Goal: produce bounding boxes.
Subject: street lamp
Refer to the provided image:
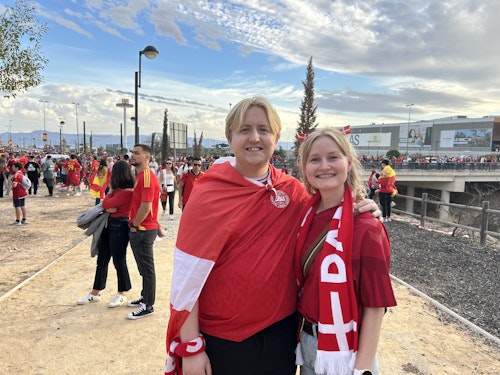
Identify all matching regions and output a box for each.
[59,120,65,153]
[72,102,80,152]
[406,103,414,157]
[39,100,49,142]
[134,45,159,144]
[116,98,133,151]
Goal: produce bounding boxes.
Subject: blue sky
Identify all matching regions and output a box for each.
[1,0,499,148]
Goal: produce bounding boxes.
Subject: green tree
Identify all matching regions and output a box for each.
[0,0,48,96]
[293,57,318,175]
[161,109,170,162]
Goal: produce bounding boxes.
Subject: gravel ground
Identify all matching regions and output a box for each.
[385,217,499,339]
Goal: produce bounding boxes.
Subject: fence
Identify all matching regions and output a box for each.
[393,193,500,246]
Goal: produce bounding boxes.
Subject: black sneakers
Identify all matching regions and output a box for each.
[126,296,144,307]
[127,303,154,320]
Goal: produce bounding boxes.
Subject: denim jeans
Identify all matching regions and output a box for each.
[93,218,132,292]
[129,228,157,307]
[299,331,379,375]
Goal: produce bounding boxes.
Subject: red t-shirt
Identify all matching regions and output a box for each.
[180,170,204,205]
[102,188,134,218]
[11,172,28,199]
[64,159,82,186]
[297,209,396,333]
[130,169,160,230]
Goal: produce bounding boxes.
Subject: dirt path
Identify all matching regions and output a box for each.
[0,185,498,374]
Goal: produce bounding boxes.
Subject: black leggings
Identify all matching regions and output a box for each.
[203,313,298,375]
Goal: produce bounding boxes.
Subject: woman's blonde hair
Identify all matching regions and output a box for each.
[297,127,367,200]
[225,96,281,141]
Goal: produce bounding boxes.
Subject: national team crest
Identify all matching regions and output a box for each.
[270,190,290,208]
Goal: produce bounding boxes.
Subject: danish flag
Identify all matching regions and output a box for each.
[339,125,352,135]
[296,132,308,142]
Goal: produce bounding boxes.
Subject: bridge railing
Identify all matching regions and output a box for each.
[361,161,500,171]
[393,192,500,246]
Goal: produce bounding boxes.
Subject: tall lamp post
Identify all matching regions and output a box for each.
[59,120,65,153]
[72,102,80,152]
[116,98,133,151]
[406,103,414,157]
[39,100,49,143]
[134,45,159,144]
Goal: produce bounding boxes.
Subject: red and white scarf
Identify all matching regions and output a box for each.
[295,185,358,375]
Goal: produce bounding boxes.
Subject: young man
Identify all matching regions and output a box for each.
[177,157,204,210]
[10,162,28,225]
[41,155,56,197]
[127,144,161,319]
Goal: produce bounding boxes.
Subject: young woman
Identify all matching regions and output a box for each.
[159,160,176,220]
[89,159,110,205]
[295,128,396,375]
[77,160,135,308]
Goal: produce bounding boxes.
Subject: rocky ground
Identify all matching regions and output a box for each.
[385,218,499,339]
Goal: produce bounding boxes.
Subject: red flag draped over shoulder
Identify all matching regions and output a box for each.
[165,161,306,375]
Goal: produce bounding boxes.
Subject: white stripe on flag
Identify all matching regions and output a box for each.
[170,247,215,312]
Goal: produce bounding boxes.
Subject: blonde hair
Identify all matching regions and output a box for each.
[225,96,281,141]
[297,127,367,200]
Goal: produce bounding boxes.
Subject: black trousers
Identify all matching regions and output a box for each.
[203,313,298,375]
[379,192,392,218]
[93,219,132,292]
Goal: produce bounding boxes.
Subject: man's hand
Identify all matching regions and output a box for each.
[182,351,212,375]
[355,198,382,220]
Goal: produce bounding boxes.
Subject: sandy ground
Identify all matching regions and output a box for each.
[0,183,498,374]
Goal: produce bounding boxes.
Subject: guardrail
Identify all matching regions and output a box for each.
[361,161,500,171]
[393,193,500,246]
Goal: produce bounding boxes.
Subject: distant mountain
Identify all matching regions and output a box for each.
[0,130,294,151]
[0,130,228,150]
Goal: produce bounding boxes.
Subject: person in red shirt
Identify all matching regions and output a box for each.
[63,154,82,196]
[295,128,396,375]
[77,160,136,308]
[177,157,204,210]
[10,162,28,226]
[127,144,163,320]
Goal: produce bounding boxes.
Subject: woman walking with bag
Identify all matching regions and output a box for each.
[159,160,176,220]
[77,160,135,308]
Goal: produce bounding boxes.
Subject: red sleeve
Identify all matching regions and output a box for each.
[353,213,396,309]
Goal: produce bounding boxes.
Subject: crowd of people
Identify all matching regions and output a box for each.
[2,96,406,375]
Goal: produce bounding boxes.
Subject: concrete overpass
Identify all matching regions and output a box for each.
[362,166,500,218]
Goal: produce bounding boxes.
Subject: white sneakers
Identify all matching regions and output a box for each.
[77,293,101,305]
[77,292,128,307]
[108,293,127,308]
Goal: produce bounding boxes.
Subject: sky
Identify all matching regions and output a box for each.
[1,0,499,149]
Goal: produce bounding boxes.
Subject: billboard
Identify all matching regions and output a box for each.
[170,121,188,157]
[440,128,492,148]
[399,123,433,148]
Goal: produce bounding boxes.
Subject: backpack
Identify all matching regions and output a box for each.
[21,174,32,190]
